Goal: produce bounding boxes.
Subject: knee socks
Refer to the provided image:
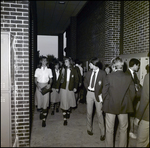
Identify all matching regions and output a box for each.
[51,103,55,111]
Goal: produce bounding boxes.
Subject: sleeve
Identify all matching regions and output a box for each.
[136,74,149,119]
[83,72,89,90]
[34,69,38,77]
[49,69,53,78]
[102,75,110,101]
[74,68,79,89]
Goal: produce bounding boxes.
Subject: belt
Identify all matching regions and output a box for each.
[88,89,95,92]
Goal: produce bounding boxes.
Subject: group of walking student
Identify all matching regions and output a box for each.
[34,54,149,147]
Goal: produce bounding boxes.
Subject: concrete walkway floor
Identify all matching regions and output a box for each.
[30,103,137,147]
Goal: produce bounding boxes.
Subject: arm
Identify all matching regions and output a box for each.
[102,75,110,101]
[83,72,89,90]
[73,68,79,92]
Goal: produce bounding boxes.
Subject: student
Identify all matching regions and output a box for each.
[84,57,106,141]
[56,57,79,126]
[34,56,53,127]
[125,58,141,139]
[102,56,135,147]
[50,60,60,115]
[134,53,149,147]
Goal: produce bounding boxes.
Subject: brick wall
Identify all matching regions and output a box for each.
[77,1,105,65]
[75,1,149,67]
[123,1,149,54]
[104,1,121,64]
[1,1,30,147]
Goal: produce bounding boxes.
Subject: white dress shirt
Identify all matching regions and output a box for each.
[55,69,60,80]
[66,68,71,82]
[88,68,99,91]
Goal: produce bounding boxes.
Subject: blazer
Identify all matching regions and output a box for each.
[125,69,142,105]
[51,69,60,89]
[84,69,106,102]
[102,70,135,114]
[136,73,149,122]
[56,67,79,91]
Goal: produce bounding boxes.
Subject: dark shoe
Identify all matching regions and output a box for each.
[63,120,67,126]
[51,111,54,115]
[87,130,93,135]
[42,120,46,127]
[56,108,59,112]
[40,112,44,120]
[66,113,70,119]
[100,135,105,141]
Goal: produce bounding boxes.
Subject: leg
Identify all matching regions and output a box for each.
[95,101,105,139]
[118,114,128,147]
[41,92,49,127]
[105,113,116,147]
[86,91,94,133]
[51,102,55,115]
[136,120,149,147]
[62,110,67,126]
[42,108,47,127]
[56,102,59,112]
[129,116,137,139]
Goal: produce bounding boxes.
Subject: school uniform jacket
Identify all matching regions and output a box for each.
[56,67,79,91]
[102,70,135,114]
[84,69,106,102]
[51,69,60,89]
[136,73,149,122]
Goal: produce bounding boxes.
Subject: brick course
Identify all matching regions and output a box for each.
[1,1,30,147]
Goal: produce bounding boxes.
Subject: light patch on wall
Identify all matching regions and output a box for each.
[37,35,58,58]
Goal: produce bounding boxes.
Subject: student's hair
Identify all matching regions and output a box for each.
[111,56,124,70]
[89,57,102,69]
[63,56,73,67]
[104,64,112,73]
[129,58,140,67]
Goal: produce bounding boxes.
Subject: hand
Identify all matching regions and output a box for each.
[46,84,50,89]
[134,118,140,126]
[73,88,77,93]
[56,89,59,93]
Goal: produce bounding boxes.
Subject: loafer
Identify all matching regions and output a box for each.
[63,120,67,126]
[100,135,105,141]
[42,120,46,127]
[87,130,93,135]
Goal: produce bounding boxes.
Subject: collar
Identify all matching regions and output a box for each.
[93,68,99,73]
[41,66,47,70]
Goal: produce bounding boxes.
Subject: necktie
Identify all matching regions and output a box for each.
[91,71,96,88]
[133,72,138,84]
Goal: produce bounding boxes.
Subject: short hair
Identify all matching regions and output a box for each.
[111,56,124,70]
[129,58,140,67]
[38,56,48,68]
[89,57,101,67]
[104,64,112,73]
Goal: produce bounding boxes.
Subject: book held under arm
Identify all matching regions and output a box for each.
[41,85,52,95]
